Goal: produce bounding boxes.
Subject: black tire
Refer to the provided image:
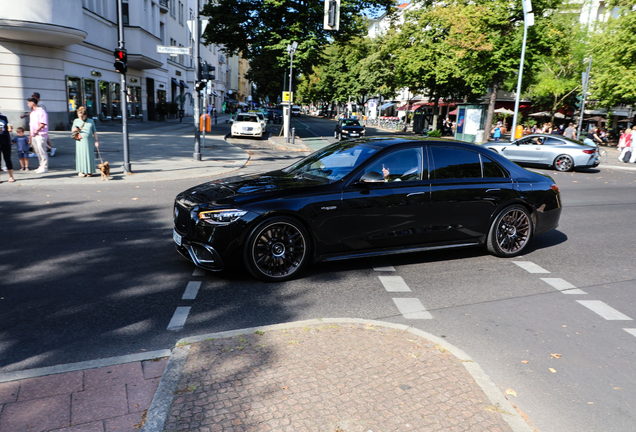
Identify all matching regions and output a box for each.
[486,205,533,257]
[243,216,310,282]
[554,154,574,172]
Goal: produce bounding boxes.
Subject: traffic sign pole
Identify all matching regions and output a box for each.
[577,56,593,140]
[193,1,201,161]
[117,0,131,173]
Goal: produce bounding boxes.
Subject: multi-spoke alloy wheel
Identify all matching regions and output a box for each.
[554,154,574,172]
[487,205,533,257]
[245,217,310,282]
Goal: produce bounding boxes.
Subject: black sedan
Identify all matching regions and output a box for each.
[173,137,562,282]
[335,118,365,140]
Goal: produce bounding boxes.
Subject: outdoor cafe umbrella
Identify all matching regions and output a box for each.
[494,107,514,115]
[529,111,565,119]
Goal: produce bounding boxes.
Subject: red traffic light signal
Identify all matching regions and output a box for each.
[113,48,127,74]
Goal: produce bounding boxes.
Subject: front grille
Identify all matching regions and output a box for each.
[174,204,190,234]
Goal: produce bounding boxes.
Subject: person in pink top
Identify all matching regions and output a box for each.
[28,97,49,173]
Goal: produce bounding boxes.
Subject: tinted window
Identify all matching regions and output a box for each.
[364,147,425,182]
[481,154,506,178]
[542,138,564,146]
[431,147,481,179]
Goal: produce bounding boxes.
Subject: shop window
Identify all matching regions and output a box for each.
[127,86,142,118]
[110,82,121,119]
[99,81,111,120]
[67,76,82,123]
[84,79,97,119]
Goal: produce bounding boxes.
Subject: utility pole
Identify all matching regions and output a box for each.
[117,0,131,173]
[193,0,202,161]
[511,0,534,142]
[577,56,593,140]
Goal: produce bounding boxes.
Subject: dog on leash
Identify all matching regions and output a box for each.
[97,161,110,181]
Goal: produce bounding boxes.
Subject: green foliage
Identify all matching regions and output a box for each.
[175,93,193,110]
[427,129,442,137]
[589,6,636,107]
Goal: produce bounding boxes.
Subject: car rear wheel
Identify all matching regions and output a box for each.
[554,154,574,172]
[244,216,310,282]
[486,205,532,257]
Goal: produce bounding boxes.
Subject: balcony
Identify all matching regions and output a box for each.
[124,27,163,70]
[159,0,169,13]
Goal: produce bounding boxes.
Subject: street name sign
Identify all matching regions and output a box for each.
[157,45,192,55]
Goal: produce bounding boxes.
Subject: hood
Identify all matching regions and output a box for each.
[176,170,327,206]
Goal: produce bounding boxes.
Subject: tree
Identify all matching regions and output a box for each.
[589,5,636,108]
[200,0,394,101]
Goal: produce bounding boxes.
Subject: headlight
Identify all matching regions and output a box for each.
[198,209,247,225]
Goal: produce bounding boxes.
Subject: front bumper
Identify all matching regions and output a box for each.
[174,233,224,271]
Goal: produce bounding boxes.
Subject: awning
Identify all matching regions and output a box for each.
[171,78,179,86]
[397,102,426,111]
[380,102,395,110]
[180,80,189,89]
[448,109,458,116]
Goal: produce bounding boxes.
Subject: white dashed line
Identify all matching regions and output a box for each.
[512,261,550,273]
[379,276,411,292]
[374,266,396,272]
[392,298,433,319]
[540,278,587,294]
[182,281,202,300]
[167,307,191,331]
[576,301,633,321]
[624,329,636,338]
[192,267,206,276]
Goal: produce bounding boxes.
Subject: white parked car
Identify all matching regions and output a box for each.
[249,111,268,131]
[231,113,263,139]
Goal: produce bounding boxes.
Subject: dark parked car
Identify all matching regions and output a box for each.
[335,118,365,140]
[486,134,600,172]
[173,137,562,281]
[267,109,282,124]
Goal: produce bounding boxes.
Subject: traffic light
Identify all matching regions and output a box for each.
[195,81,207,92]
[324,0,340,30]
[200,62,216,81]
[574,94,583,110]
[114,48,127,74]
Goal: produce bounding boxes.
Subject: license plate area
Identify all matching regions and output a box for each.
[173,228,182,246]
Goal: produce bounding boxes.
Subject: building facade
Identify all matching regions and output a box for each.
[0,0,251,130]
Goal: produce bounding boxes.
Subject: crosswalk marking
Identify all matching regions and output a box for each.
[540,278,587,294]
[379,276,411,292]
[192,267,206,276]
[167,307,191,331]
[392,298,432,319]
[624,329,636,338]
[576,301,633,321]
[374,266,396,272]
[513,261,550,274]
[182,281,202,300]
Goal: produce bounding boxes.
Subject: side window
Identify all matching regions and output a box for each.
[542,138,562,146]
[430,147,481,179]
[363,147,425,182]
[480,154,507,178]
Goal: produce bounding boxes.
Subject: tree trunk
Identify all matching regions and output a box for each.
[483,79,499,143]
[432,92,440,132]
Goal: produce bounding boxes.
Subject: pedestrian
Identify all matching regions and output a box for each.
[0,107,15,183]
[21,92,56,156]
[629,129,636,164]
[618,128,631,162]
[11,127,30,171]
[491,124,502,142]
[563,122,577,140]
[28,97,49,173]
[71,106,99,177]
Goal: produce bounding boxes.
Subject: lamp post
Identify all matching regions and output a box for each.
[576,56,593,139]
[284,41,298,141]
[511,0,534,141]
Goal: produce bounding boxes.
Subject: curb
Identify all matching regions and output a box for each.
[141,318,534,432]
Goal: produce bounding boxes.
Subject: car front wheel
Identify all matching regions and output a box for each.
[244,216,310,282]
[486,205,532,257]
[554,154,574,172]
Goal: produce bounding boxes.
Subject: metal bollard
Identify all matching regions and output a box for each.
[215,114,217,125]
[291,128,295,144]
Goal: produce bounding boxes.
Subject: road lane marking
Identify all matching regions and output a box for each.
[192,268,206,276]
[512,261,550,273]
[182,281,202,300]
[540,278,587,294]
[379,276,411,292]
[624,329,636,338]
[167,307,191,331]
[392,298,432,319]
[374,266,396,272]
[576,301,633,321]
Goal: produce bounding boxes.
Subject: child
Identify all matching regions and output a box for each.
[11,127,30,171]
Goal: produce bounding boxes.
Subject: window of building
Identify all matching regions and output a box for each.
[127,86,142,118]
[67,77,83,123]
[99,81,111,120]
[171,0,176,17]
[160,22,166,44]
[179,1,184,24]
[83,79,97,119]
[110,82,122,119]
[122,0,129,25]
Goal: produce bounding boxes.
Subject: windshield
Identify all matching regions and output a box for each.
[343,120,361,127]
[283,141,379,182]
[236,114,258,122]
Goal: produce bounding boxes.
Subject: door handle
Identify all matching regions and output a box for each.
[407,192,427,197]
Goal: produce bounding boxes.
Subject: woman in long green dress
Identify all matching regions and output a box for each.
[72,106,99,177]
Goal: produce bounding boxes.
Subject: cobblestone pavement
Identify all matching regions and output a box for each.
[163,323,517,432]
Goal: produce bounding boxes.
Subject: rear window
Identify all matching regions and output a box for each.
[236,115,257,122]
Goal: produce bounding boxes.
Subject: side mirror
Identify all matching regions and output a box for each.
[359,171,385,183]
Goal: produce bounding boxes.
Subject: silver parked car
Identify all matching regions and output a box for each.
[485,134,600,172]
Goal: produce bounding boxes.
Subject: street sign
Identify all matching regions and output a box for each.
[282,91,292,103]
[157,45,191,55]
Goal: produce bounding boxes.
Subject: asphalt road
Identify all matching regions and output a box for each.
[1,116,636,431]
